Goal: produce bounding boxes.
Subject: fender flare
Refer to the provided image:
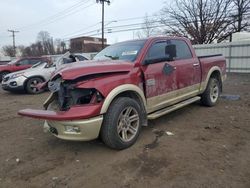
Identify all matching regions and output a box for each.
[100,84,146,114]
[200,66,222,93]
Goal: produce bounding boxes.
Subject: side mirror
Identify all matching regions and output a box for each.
[45,63,50,68]
[165,44,176,61]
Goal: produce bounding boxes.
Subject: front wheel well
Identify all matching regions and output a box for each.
[109,90,148,126]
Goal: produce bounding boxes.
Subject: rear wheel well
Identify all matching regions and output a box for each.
[210,70,222,92]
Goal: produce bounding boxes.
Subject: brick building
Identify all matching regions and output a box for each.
[70,36,107,53]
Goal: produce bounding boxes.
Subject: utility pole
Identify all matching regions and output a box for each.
[96,0,110,49]
[8,29,19,56]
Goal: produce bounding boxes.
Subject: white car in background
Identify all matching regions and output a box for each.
[2,52,88,94]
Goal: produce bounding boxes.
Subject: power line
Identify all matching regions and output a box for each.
[16,0,93,31]
[60,22,101,38]
[62,23,168,41]
[36,2,96,28]
[62,11,250,40]
[62,11,250,41]
[59,15,159,40]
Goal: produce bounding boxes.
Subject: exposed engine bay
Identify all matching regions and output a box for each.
[45,77,104,111]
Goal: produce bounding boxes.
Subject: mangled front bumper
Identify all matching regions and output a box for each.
[18,104,103,141]
[43,116,103,141]
[18,89,103,141]
[18,74,107,141]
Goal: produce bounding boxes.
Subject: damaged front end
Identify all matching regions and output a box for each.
[44,76,104,112]
[18,75,105,141]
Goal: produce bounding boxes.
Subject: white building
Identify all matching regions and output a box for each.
[232,32,250,42]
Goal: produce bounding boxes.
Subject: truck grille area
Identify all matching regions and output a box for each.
[56,83,104,111]
[49,127,58,135]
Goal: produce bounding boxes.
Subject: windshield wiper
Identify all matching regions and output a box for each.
[104,55,119,60]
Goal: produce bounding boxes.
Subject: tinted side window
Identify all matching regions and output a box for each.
[147,41,166,59]
[29,59,42,65]
[18,60,30,65]
[171,40,192,59]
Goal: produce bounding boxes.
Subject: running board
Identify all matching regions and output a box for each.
[147,96,201,120]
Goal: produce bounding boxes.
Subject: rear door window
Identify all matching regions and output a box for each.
[18,59,30,65]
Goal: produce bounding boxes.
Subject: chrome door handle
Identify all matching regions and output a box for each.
[193,63,199,67]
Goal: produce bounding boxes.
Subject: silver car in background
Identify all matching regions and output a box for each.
[2,52,88,94]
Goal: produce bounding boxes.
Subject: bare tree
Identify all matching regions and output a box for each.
[37,31,55,55]
[60,41,66,52]
[21,46,32,57]
[54,39,66,54]
[2,45,15,57]
[231,0,250,32]
[160,0,233,44]
[19,31,65,57]
[136,14,159,38]
[54,38,62,54]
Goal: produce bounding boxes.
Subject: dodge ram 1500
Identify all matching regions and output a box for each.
[18,37,226,149]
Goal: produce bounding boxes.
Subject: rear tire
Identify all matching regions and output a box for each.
[101,97,142,150]
[25,77,44,94]
[201,77,220,107]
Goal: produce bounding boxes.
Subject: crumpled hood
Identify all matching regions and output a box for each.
[53,60,134,80]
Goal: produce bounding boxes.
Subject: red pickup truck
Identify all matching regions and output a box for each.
[0,57,50,81]
[19,37,226,149]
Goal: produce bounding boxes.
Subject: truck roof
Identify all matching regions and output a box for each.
[114,36,191,45]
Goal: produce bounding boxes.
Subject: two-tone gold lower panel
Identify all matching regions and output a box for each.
[146,84,201,113]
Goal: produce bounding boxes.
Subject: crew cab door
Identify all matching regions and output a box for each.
[171,39,201,96]
[141,40,178,113]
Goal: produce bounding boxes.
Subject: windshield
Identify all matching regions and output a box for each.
[8,59,18,65]
[93,40,146,62]
[31,61,47,68]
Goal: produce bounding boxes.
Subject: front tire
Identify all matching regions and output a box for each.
[201,77,220,107]
[101,97,142,150]
[25,77,44,94]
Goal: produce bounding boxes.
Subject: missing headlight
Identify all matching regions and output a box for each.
[56,87,104,111]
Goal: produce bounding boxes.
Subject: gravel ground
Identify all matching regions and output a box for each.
[0,73,249,188]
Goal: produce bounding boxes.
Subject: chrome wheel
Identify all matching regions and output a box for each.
[210,80,219,103]
[26,77,44,94]
[117,106,140,142]
[30,79,42,93]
